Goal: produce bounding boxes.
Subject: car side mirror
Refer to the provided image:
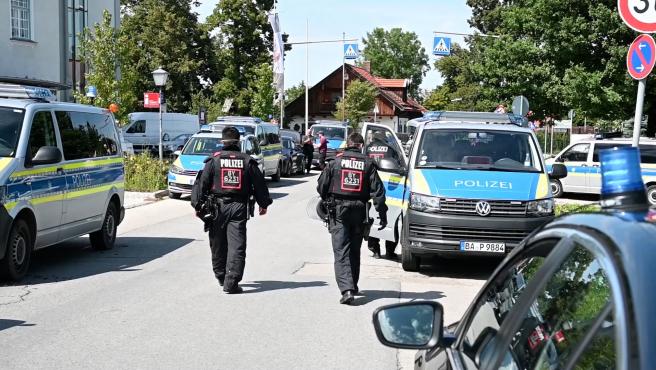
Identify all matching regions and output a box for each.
[173,150,182,158]
[549,163,567,179]
[373,301,443,350]
[162,133,170,142]
[31,146,62,166]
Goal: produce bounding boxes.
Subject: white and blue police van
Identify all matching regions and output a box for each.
[360,112,568,272]
[309,121,352,166]
[167,126,264,199]
[0,83,125,281]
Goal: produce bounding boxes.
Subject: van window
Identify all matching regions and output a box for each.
[265,125,280,145]
[257,126,267,146]
[0,107,24,157]
[28,111,57,160]
[592,143,630,162]
[126,120,146,134]
[560,143,590,162]
[56,111,119,160]
[640,145,656,164]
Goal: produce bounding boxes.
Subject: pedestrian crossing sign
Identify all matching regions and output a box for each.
[433,36,451,56]
[344,43,358,60]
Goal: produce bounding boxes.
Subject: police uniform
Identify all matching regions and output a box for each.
[317,147,387,303]
[199,143,272,293]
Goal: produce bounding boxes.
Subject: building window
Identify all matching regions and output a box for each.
[10,0,31,40]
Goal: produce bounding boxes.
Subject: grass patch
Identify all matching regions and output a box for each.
[125,153,170,192]
[555,203,600,216]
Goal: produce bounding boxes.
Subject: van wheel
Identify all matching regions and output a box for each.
[647,185,656,206]
[169,192,181,200]
[0,219,33,281]
[401,246,420,272]
[550,179,563,198]
[90,203,117,250]
[272,163,281,182]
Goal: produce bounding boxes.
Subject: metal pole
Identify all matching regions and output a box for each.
[280,96,284,129]
[544,124,548,154]
[305,18,309,134]
[158,87,163,161]
[342,31,345,123]
[72,4,76,100]
[550,124,554,155]
[632,79,647,147]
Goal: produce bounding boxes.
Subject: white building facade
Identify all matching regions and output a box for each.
[1,0,120,101]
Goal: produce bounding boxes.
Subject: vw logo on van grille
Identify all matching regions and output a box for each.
[475,201,492,216]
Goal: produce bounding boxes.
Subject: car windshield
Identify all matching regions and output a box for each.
[283,139,293,149]
[416,129,542,173]
[311,126,345,140]
[182,137,223,155]
[172,134,189,141]
[0,107,24,157]
[211,123,255,135]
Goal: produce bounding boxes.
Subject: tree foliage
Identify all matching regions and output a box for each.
[285,81,306,103]
[361,28,429,97]
[249,62,276,120]
[334,80,377,129]
[75,10,137,123]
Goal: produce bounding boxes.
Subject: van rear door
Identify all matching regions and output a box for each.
[361,123,408,243]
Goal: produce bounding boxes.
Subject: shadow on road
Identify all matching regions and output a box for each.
[0,319,35,332]
[240,280,328,293]
[270,192,288,200]
[20,236,194,285]
[418,256,500,281]
[352,290,445,306]
[267,178,308,188]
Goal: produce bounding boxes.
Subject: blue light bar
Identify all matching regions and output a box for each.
[600,146,648,211]
[0,83,57,101]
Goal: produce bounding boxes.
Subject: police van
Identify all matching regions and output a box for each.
[546,138,656,205]
[167,129,264,199]
[360,112,567,272]
[309,121,352,166]
[0,84,125,281]
[208,118,283,181]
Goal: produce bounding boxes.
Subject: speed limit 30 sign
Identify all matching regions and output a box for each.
[619,0,656,32]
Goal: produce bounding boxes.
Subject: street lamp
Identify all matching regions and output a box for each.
[152,67,169,161]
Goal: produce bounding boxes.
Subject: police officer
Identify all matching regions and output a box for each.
[199,126,272,294]
[317,133,387,305]
[366,131,399,260]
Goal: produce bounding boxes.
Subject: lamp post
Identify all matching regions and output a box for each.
[152,67,169,161]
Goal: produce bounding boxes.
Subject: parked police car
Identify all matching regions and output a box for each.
[373,146,655,370]
[547,138,656,205]
[0,84,125,281]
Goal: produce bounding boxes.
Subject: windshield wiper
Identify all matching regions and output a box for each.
[420,164,463,170]
[472,165,539,173]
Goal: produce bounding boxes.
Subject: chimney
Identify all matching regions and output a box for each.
[362,61,371,73]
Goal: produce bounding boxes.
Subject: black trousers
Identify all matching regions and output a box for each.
[319,151,327,169]
[329,200,366,293]
[209,201,247,289]
[304,152,313,172]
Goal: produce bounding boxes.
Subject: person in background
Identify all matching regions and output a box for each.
[318,131,328,170]
[302,134,314,174]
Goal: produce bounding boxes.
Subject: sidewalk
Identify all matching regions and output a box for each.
[124,191,164,209]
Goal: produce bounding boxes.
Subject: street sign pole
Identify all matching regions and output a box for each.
[342,32,345,123]
[305,18,309,135]
[633,79,646,147]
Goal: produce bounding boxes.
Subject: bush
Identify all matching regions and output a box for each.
[555,203,600,216]
[124,153,170,192]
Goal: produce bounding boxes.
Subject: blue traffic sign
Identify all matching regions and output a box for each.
[433,36,451,56]
[344,44,358,60]
[627,34,656,80]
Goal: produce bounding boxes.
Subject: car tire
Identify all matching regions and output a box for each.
[401,246,420,272]
[550,179,563,198]
[90,203,118,251]
[272,163,281,182]
[647,185,656,206]
[0,219,33,281]
[170,192,181,200]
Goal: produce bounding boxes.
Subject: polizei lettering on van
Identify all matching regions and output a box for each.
[341,158,365,170]
[454,180,513,189]
[220,158,244,168]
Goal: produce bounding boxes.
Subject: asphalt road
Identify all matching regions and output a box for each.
[0,173,491,370]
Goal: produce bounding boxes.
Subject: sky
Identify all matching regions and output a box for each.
[196,0,474,92]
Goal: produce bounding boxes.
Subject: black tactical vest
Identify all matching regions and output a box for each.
[366,142,395,160]
[329,150,371,200]
[211,151,251,198]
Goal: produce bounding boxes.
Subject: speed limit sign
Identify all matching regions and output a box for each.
[619,0,656,33]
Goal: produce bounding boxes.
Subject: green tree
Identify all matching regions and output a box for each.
[361,28,429,97]
[422,87,450,111]
[334,80,377,129]
[249,62,275,120]
[206,0,275,115]
[285,81,306,103]
[120,0,214,113]
[74,10,137,123]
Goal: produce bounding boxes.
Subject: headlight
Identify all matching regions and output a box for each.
[527,199,554,216]
[170,165,184,174]
[409,192,440,212]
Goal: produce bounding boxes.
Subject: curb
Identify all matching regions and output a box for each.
[153,189,169,199]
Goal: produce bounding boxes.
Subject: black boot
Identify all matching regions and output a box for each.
[340,290,355,305]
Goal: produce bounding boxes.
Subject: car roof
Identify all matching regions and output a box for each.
[192,132,253,140]
[311,121,348,128]
[575,138,656,145]
[422,121,533,133]
[0,98,110,114]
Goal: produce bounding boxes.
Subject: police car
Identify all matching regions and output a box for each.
[360,112,567,272]
[372,146,656,370]
[0,83,125,281]
[309,121,352,166]
[167,129,264,199]
[546,138,656,205]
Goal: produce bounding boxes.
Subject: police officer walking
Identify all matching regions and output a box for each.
[199,127,272,294]
[365,131,400,259]
[317,133,387,305]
